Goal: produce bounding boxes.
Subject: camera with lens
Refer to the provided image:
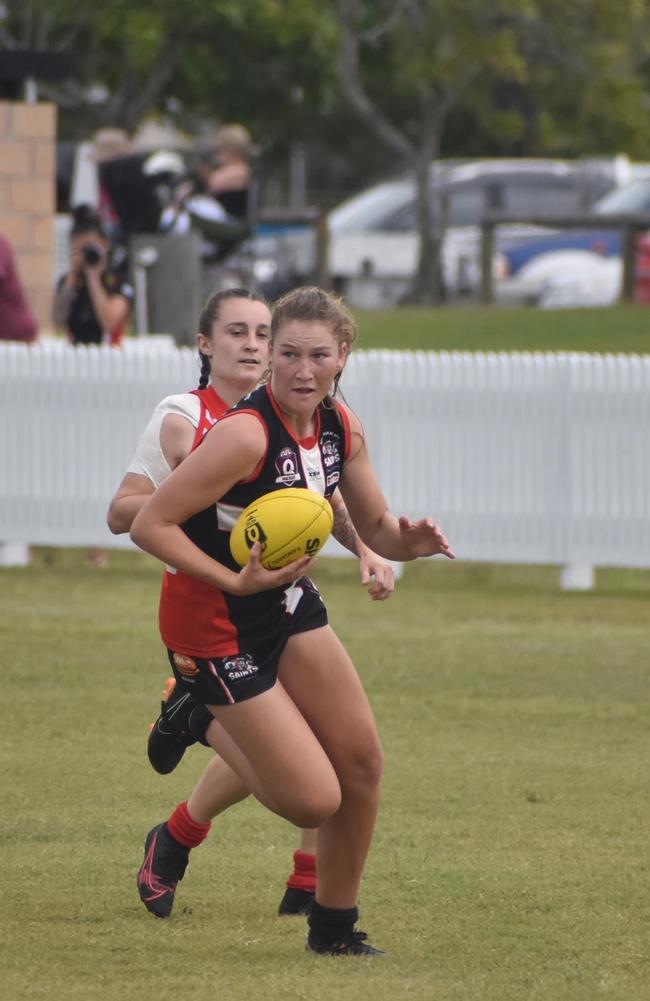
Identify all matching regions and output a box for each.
[82,244,103,267]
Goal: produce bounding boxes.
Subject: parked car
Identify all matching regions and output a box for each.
[251,158,619,306]
[494,177,650,306]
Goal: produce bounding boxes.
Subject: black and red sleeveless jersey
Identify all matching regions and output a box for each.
[159,384,351,658]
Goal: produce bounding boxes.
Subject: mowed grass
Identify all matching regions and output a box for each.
[1,549,649,1001]
[354,302,650,354]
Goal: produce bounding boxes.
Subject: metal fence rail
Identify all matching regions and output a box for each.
[1,342,649,586]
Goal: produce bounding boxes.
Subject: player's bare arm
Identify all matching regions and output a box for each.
[107,473,155,534]
[107,413,195,534]
[330,490,395,601]
[158,413,196,470]
[130,414,313,594]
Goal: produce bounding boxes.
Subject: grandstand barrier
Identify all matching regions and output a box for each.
[1,341,649,589]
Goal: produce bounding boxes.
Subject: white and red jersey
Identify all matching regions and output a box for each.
[127,385,228,487]
[159,384,352,659]
[126,383,239,659]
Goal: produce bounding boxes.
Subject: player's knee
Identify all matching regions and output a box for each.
[284,782,342,829]
[341,734,384,795]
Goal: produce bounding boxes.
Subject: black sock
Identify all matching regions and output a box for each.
[308,901,359,942]
[188,704,214,746]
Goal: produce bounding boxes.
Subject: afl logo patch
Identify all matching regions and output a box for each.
[275,446,300,486]
[173,653,199,677]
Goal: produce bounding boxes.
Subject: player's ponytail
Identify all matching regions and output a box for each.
[198,350,211,389]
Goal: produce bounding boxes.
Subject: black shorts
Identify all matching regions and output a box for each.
[167,578,327,706]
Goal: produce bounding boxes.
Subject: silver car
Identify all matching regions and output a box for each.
[253,158,615,307]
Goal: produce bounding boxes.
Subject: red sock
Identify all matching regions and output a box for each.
[166,801,211,849]
[286,850,316,892]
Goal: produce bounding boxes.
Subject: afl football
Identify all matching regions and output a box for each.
[229,488,334,570]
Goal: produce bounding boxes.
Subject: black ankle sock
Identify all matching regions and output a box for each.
[188,704,214,746]
[308,901,359,942]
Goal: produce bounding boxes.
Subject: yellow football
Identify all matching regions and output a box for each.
[229,488,334,570]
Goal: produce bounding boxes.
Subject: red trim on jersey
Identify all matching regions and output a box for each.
[265,384,322,450]
[334,401,353,461]
[218,408,269,484]
[194,385,229,420]
[190,387,229,450]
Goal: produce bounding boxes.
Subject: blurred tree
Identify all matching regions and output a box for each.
[0,0,344,201]
[451,0,650,159]
[4,0,650,301]
[330,0,529,302]
[0,0,250,132]
[0,0,336,140]
[328,0,650,302]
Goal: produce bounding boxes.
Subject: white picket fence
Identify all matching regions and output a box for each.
[1,340,649,587]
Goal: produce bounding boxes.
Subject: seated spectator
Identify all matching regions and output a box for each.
[53,205,134,346]
[0,233,37,342]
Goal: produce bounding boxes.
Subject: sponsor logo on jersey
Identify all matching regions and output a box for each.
[275,447,300,485]
[325,470,340,487]
[322,439,340,468]
[173,653,199,677]
[223,654,258,681]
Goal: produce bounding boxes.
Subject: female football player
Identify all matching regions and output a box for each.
[130,286,454,955]
[107,287,395,925]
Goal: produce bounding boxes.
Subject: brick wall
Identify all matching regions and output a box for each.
[0,102,56,335]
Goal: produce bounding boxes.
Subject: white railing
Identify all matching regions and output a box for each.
[1,341,649,587]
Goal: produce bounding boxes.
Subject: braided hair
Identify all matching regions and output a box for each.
[197,287,268,389]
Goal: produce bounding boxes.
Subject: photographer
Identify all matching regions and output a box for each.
[54,205,134,346]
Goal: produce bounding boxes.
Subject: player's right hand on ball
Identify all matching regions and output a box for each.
[233,543,315,595]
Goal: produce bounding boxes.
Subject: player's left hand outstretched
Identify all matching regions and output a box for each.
[360,552,395,601]
[398,516,456,560]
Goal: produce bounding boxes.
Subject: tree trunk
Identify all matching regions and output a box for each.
[404,132,444,305]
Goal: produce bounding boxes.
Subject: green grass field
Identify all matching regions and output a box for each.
[1,549,648,1001]
[354,303,650,354]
